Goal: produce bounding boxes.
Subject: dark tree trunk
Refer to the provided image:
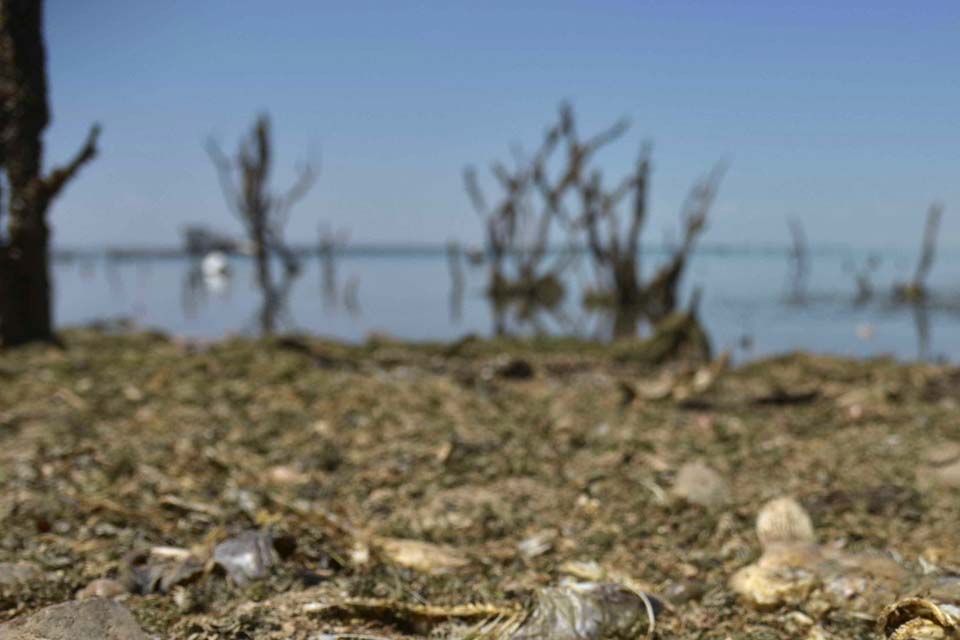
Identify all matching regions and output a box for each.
[252,223,275,335]
[0,0,99,347]
[0,225,53,344]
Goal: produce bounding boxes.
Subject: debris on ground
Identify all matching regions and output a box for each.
[0,598,149,640]
[732,497,960,615]
[2,329,960,637]
[213,530,278,586]
[671,461,730,510]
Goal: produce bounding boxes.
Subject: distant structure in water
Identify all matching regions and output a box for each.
[182,225,242,257]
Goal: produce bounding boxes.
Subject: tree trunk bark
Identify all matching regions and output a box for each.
[0,224,53,344]
[252,223,275,335]
[1,0,51,346]
[0,0,98,347]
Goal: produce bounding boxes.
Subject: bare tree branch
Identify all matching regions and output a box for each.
[913,202,944,288]
[40,123,100,202]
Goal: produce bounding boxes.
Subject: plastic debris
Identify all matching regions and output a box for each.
[213,530,278,586]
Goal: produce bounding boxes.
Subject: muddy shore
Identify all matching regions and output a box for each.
[2,329,959,638]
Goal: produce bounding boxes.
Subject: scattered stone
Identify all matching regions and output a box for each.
[496,357,535,380]
[0,562,42,589]
[672,461,730,509]
[664,579,707,605]
[731,497,935,613]
[0,598,149,640]
[77,578,127,600]
[918,442,960,490]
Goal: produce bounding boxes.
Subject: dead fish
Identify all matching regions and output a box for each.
[470,581,661,640]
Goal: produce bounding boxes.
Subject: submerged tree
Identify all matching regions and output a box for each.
[463,103,621,308]
[0,0,100,346]
[579,140,725,321]
[206,114,315,334]
[894,203,944,303]
[785,217,809,303]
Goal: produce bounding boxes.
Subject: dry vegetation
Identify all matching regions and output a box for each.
[3,330,960,638]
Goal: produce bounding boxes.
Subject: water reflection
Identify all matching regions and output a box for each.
[51,251,960,362]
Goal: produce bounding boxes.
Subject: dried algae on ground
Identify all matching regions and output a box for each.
[2,329,960,638]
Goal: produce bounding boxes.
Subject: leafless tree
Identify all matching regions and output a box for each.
[0,0,100,346]
[318,222,349,307]
[463,103,616,307]
[786,217,809,303]
[445,240,465,322]
[894,203,944,303]
[206,113,315,334]
[579,137,725,321]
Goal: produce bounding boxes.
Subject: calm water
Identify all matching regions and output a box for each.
[53,247,960,362]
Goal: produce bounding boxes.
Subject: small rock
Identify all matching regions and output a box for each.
[923,442,960,466]
[0,598,149,640]
[0,562,42,589]
[664,579,707,604]
[672,461,730,509]
[496,357,534,380]
[77,578,128,600]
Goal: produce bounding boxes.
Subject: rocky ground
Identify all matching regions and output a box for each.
[2,328,960,639]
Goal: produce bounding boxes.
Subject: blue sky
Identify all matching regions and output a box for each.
[44,1,960,249]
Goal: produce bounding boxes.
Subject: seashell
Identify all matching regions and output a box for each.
[756,496,816,549]
[374,537,471,575]
[729,562,817,609]
[879,597,960,640]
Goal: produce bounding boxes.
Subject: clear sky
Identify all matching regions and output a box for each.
[43,1,959,249]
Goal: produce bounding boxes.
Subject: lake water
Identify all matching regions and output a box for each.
[52,247,960,362]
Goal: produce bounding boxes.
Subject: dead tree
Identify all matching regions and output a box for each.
[0,0,100,346]
[463,103,620,307]
[445,240,465,322]
[786,217,809,303]
[894,203,944,303]
[845,253,880,306]
[206,114,314,334]
[318,222,349,307]
[580,138,724,320]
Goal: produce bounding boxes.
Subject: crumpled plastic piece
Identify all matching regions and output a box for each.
[213,530,277,586]
[508,581,662,640]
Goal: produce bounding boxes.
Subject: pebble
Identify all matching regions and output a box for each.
[0,598,148,640]
[0,562,42,589]
[77,578,128,600]
[671,461,730,509]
